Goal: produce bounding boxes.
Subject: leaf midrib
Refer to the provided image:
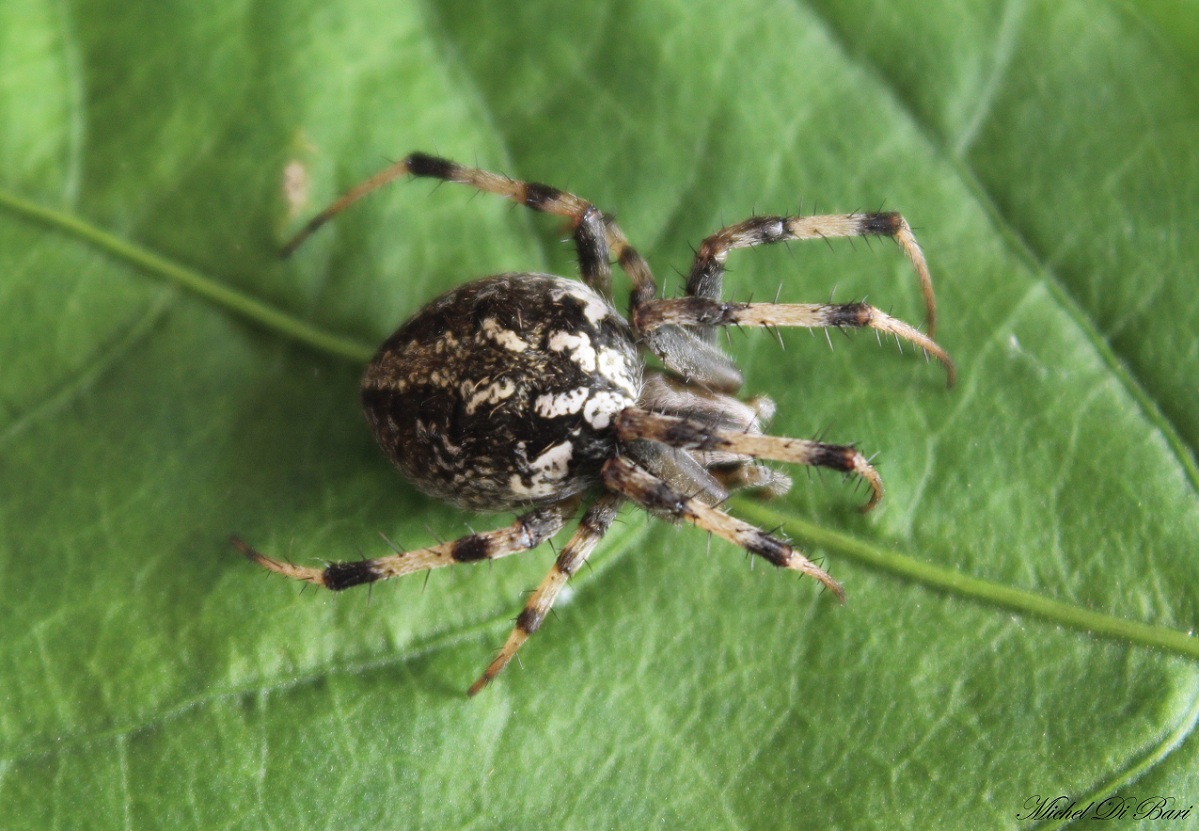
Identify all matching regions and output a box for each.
[4,178,1197,649]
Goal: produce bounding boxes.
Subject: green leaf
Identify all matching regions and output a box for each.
[3,1,1198,828]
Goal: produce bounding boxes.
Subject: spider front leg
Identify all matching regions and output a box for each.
[469,494,622,696]
[601,457,845,601]
[231,501,573,590]
[635,297,956,387]
[685,212,939,337]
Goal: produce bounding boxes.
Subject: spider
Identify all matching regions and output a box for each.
[232,152,954,696]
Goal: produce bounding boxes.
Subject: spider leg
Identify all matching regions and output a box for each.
[469,493,622,696]
[617,408,883,511]
[231,501,574,590]
[685,212,939,337]
[601,456,845,601]
[282,152,622,298]
[636,298,955,387]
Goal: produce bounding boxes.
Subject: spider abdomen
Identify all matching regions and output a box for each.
[361,273,642,512]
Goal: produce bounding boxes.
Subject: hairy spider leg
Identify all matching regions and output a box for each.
[635,297,956,388]
[616,407,885,511]
[684,213,939,338]
[283,153,628,300]
[600,457,845,601]
[468,493,622,696]
[231,501,574,590]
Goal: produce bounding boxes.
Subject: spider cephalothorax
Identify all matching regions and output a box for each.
[233,152,954,696]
